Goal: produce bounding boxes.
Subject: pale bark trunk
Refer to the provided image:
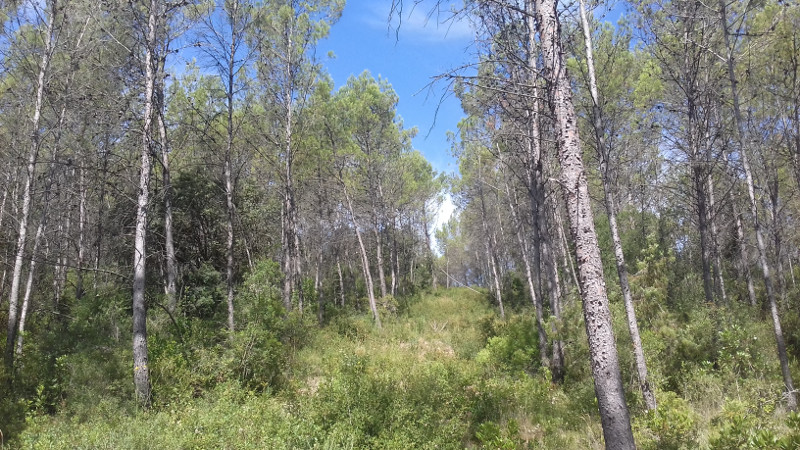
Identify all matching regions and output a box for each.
[578,0,656,410]
[132,0,158,408]
[707,173,727,302]
[478,155,505,319]
[720,0,796,411]
[16,205,48,357]
[53,213,70,308]
[157,72,177,312]
[76,166,87,300]
[553,205,579,291]
[337,258,345,307]
[224,4,239,331]
[535,0,635,446]
[342,182,381,328]
[315,249,323,324]
[391,224,398,297]
[281,22,302,311]
[722,148,757,305]
[5,0,57,372]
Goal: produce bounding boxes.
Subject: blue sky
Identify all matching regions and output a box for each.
[320,0,473,178]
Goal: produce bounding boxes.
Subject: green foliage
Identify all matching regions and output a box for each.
[634,391,698,449]
[477,315,541,375]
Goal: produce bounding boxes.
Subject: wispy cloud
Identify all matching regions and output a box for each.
[361,1,473,44]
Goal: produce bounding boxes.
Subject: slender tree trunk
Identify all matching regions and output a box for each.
[75,165,87,300]
[157,66,177,313]
[315,249,323,324]
[478,155,505,319]
[372,202,388,298]
[16,220,45,358]
[707,173,727,302]
[578,0,656,410]
[535,0,635,445]
[722,148,757,305]
[224,9,239,331]
[391,223,398,296]
[553,205,579,291]
[720,0,796,411]
[5,0,58,373]
[504,172,548,367]
[132,0,159,408]
[337,257,345,307]
[342,183,382,328]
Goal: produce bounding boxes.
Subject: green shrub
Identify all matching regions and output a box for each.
[634,391,698,449]
[477,315,541,375]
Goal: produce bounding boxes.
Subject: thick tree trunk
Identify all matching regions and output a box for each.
[132,0,159,408]
[720,0,797,411]
[535,0,635,446]
[578,0,656,410]
[5,0,57,373]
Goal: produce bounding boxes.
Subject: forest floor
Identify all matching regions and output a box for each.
[7,287,800,449]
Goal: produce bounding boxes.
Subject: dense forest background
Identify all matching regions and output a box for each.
[2,0,800,448]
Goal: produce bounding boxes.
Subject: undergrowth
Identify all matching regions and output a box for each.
[3,273,800,448]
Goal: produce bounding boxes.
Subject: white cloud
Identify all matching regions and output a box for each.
[362,1,473,43]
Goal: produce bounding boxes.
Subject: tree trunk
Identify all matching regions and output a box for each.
[132,0,159,408]
[706,172,727,302]
[5,0,58,373]
[720,0,797,411]
[504,171,548,368]
[578,0,656,410]
[224,6,239,331]
[535,0,635,446]
[337,257,345,307]
[75,165,87,300]
[156,60,177,313]
[16,220,45,358]
[477,154,505,319]
[341,180,381,328]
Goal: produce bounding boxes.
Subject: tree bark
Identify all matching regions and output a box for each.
[132,0,159,408]
[342,181,382,328]
[535,0,635,446]
[5,0,58,373]
[578,0,656,410]
[223,0,241,332]
[156,55,177,313]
